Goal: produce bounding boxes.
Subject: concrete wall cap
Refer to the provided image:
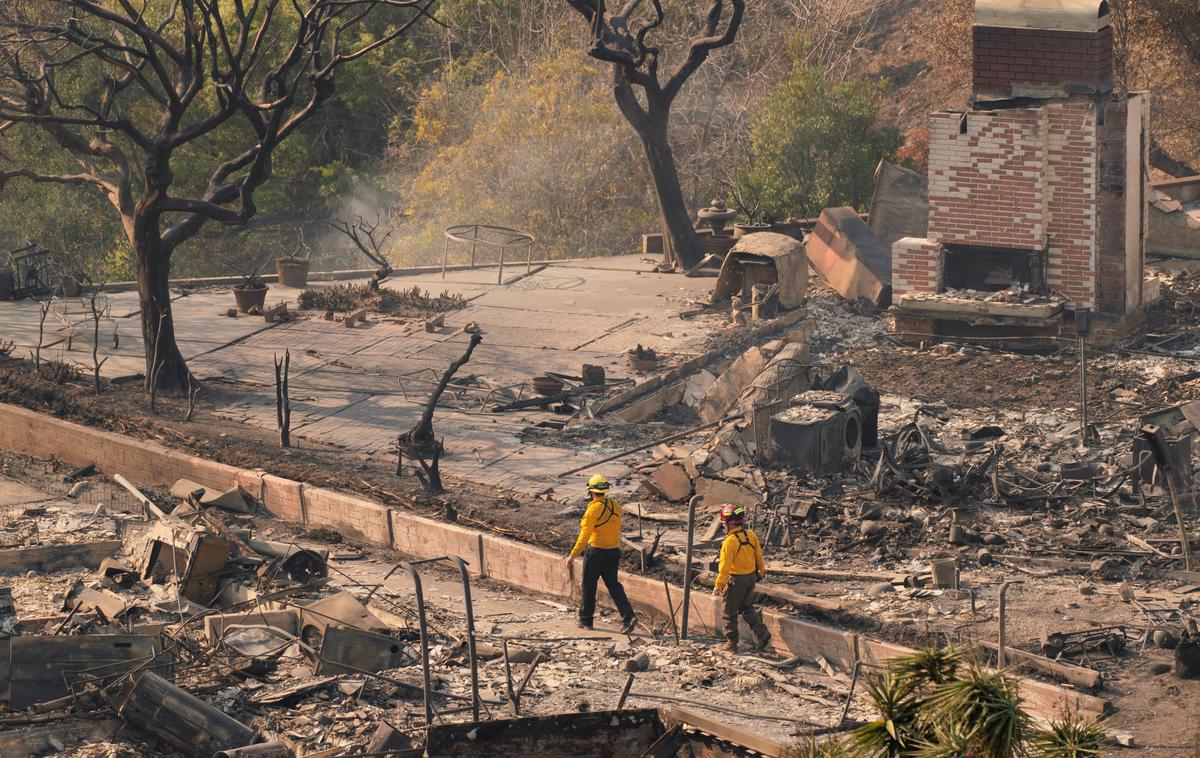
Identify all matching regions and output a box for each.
[975,0,1110,32]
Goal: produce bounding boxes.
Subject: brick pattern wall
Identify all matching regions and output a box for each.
[1045,100,1098,306]
[928,109,1048,250]
[973,26,1113,95]
[891,238,943,296]
[1095,98,1129,314]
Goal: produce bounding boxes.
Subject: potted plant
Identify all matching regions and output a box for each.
[231,254,272,313]
[276,235,312,289]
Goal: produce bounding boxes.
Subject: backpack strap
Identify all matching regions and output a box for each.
[594,497,617,527]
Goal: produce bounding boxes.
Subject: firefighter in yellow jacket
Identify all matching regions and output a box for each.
[712,504,771,653]
[564,474,637,633]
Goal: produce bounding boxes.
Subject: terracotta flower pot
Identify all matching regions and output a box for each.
[629,355,658,372]
[733,223,771,238]
[233,284,269,313]
[531,375,564,396]
[276,257,311,289]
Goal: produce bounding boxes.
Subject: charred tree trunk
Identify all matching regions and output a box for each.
[135,235,189,394]
[398,332,482,494]
[569,2,744,272]
[634,116,702,270]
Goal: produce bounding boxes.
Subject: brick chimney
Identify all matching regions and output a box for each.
[973,0,1113,101]
[890,0,1149,332]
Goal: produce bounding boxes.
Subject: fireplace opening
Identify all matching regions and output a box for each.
[942,245,1046,293]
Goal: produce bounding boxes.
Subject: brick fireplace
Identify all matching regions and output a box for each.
[891,0,1149,340]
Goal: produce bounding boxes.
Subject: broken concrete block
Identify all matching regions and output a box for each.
[63,580,128,621]
[365,722,414,755]
[644,462,693,502]
[682,369,717,407]
[869,160,929,253]
[806,207,892,307]
[623,652,650,672]
[698,347,767,423]
[694,477,759,511]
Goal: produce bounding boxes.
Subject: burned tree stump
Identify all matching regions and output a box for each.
[398,332,482,494]
[275,350,292,448]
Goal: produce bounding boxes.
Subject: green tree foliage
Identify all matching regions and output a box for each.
[733,42,902,221]
[394,51,656,264]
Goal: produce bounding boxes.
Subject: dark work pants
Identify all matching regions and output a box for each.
[579,547,634,625]
[723,573,769,644]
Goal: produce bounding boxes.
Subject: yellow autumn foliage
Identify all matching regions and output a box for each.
[393,52,656,265]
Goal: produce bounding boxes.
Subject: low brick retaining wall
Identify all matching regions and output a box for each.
[0,402,1105,719]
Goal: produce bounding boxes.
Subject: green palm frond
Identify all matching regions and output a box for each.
[889,647,964,690]
[922,664,1029,758]
[1028,714,1110,757]
[850,673,925,757]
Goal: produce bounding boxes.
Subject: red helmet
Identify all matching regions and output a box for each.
[719,504,746,524]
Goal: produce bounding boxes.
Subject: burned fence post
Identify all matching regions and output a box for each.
[275,350,291,448]
[398,332,482,494]
[681,494,699,641]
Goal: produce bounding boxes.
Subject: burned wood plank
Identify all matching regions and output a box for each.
[0,540,123,576]
[663,706,787,758]
[755,583,847,614]
[977,641,1103,689]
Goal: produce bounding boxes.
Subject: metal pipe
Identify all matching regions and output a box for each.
[840,661,862,727]
[617,674,634,709]
[506,650,543,716]
[998,580,1024,668]
[502,639,516,716]
[662,577,679,643]
[681,495,699,640]
[401,562,434,725]
[447,555,481,723]
[1079,335,1089,447]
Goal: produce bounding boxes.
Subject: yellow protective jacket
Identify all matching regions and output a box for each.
[714,527,765,591]
[569,496,622,557]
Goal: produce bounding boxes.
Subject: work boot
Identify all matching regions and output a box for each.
[577,619,593,630]
[754,633,773,652]
[718,640,738,653]
[620,615,637,635]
